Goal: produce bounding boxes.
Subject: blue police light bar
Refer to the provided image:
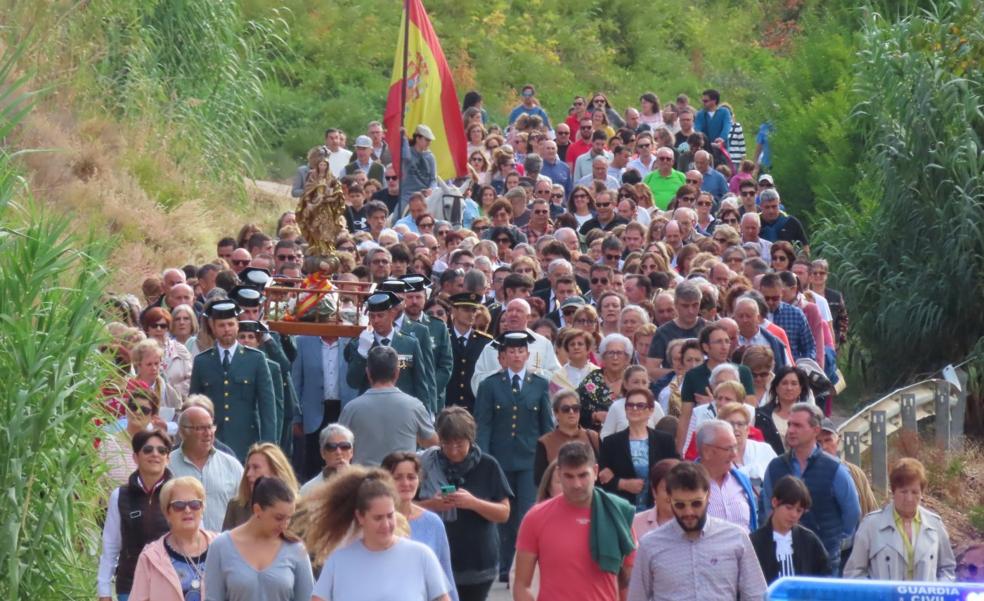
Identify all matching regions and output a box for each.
[767,577,984,601]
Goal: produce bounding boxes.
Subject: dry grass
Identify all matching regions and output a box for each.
[10,99,293,293]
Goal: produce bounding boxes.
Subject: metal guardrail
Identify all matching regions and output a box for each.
[836,376,966,493]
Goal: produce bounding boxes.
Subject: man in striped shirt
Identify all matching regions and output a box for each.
[628,462,767,601]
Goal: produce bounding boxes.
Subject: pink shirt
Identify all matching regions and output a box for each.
[707,471,751,532]
[517,495,635,601]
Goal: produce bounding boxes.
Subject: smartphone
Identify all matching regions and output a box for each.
[439,484,457,496]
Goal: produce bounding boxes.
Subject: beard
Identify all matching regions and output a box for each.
[675,510,708,533]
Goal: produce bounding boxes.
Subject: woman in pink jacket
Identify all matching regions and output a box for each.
[131,476,217,601]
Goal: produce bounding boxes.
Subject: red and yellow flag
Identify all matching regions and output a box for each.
[383,0,467,180]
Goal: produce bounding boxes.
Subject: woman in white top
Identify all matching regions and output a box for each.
[601,365,665,438]
[309,467,451,601]
[567,185,596,228]
[718,402,776,490]
[554,329,599,391]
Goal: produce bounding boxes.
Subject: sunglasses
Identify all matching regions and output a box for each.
[625,402,651,411]
[232,259,250,266]
[169,499,204,512]
[672,499,705,510]
[557,130,570,135]
[740,191,756,197]
[551,193,564,198]
[605,254,621,261]
[127,402,154,415]
[722,218,739,225]
[591,277,609,284]
[697,200,713,207]
[324,441,353,452]
[580,125,592,130]
[385,175,399,181]
[596,202,612,208]
[141,444,169,456]
[276,254,295,261]
[419,222,435,228]
[557,405,580,414]
[148,322,169,330]
[572,193,588,199]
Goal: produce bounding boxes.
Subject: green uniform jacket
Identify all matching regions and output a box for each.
[265,358,285,444]
[189,345,277,461]
[397,316,436,409]
[411,314,453,411]
[344,331,431,410]
[474,371,554,472]
[446,329,493,412]
[261,333,298,453]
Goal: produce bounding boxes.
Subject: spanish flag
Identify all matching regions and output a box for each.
[383,0,467,180]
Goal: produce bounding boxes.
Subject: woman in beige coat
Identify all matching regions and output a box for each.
[844,458,956,581]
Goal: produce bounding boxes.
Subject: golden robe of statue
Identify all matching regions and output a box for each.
[297,158,346,255]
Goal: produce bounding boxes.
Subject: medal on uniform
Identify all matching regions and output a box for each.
[191,578,201,590]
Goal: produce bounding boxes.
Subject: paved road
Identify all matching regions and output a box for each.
[488,581,510,601]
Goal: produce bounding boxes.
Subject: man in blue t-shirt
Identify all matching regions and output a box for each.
[508,84,552,129]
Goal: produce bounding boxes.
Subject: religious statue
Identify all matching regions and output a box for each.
[296,157,346,255]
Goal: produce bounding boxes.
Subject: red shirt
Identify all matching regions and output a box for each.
[517,495,635,601]
[566,138,594,169]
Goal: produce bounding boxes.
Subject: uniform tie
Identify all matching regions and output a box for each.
[511,374,521,394]
[222,350,231,371]
[458,335,468,348]
[380,337,390,347]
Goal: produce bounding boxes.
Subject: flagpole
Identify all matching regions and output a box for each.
[398,0,410,203]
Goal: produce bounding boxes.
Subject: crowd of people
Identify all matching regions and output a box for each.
[94,85,980,601]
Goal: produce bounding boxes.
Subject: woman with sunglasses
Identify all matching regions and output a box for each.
[141,306,193,398]
[598,388,679,509]
[565,185,595,229]
[224,443,300,529]
[533,389,600,486]
[130,477,217,601]
[101,387,169,487]
[588,92,625,129]
[98,429,174,601]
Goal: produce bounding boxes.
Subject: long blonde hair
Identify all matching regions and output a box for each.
[235,443,300,505]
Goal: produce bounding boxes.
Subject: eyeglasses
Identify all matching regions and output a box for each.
[551,193,564,198]
[625,401,651,411]
[590,277,609,284]
[572,193,588,199]
[148,322,169,330]
[557,405,580,414]
[603,350,629,358]
[232,259,250,266]
[127,402,154,415]
[324,441,353,452]
[574,318,595,326]
[740,191,756,197]
[593,99,605,105]
[385,175,399,181]
[182,423,216,433]
[812,270,828,276]
[140,444,169,456]
[169,499,204,512]
[672,499,705,510]
[419,222,435,228]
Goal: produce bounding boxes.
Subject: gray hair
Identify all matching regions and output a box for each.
[599,332,632,356]
[592,155,610,166]
[473,255,493,271]
[504,186,527,202]
[319,423,354,448]
[790,402,824,428]
[759,188,781,203]
[741,212,761,226]
[524,153,543,173]
[463,268,487,294]
[675,281,702,304]
[744,257,770,275]
[709,363,741,388]
[618,305,650,327]
[547,258,573,276]
[734,296,760,315]
[696,419,734,449]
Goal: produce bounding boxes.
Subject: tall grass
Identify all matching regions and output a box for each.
[0,41,113,599]
[814,0,984,398]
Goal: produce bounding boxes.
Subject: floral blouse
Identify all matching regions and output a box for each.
[577,369,616,431]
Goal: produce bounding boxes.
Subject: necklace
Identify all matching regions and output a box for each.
[170,533,205,591]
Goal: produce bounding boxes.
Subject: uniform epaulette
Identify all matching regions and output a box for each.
[475,331,493,339]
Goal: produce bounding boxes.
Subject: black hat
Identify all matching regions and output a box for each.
[237,320,269,334]
[239,267,271,290]
[205,300,241,320]
[376,279,409,294]
[230,285,262,308]
[366,291,400,312]
[494,330,536,349]
[400,273,432,292]
[449,292,483,308]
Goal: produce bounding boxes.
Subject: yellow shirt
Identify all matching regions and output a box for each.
[893,508,922,580]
